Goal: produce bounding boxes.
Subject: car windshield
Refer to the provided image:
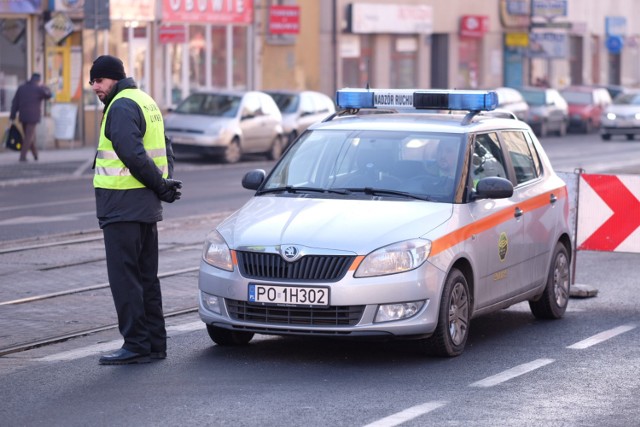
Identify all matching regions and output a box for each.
[262,129,464,203]
[613,93,640,105]
[174,93,241,117]
[268,93,299,114]
[560,91,592,105]
[520,91,545,106]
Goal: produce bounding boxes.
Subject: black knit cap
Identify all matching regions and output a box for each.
[90,55,126,82]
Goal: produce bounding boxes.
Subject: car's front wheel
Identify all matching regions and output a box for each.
[206,324,254,345]
[267,135,284,160]
[529,242,570,319]
[425,268,470,357]
[222,137,242,164]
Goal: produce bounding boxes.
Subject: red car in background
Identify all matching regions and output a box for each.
[560,86,612,133]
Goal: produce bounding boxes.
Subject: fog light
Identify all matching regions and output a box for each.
[375,301,425,323]
[201,292,221,314]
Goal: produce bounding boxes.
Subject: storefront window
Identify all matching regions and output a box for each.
[458,38,482,89]
[233,26,248,89]
[390,36,417,88]
[168,42,185,105]
[0,18,27,113]
[211,25,227,88]
[190,25,206,91]
[342,35,374,88]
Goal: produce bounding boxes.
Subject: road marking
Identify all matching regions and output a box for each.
[469,358,554,388]
[0,197,94,213]
[362,401,448,427]
[37,321,203,362]
[567,324,637,350]
[0,211,95,225]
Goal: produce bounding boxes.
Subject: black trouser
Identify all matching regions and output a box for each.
[103,222,166,354]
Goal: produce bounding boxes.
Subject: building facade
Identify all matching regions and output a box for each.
[2,0,640,147]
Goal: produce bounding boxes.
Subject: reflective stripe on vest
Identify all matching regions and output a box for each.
[93,89,168,190]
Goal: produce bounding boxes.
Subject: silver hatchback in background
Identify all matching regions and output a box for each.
[265,90,336,146]
[494,87,529,121]
[601,90,640,141]
[164,90,284,163]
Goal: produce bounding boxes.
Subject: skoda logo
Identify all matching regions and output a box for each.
[282,246,299,261]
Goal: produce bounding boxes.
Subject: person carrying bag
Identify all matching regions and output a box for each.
[3,123,23,151]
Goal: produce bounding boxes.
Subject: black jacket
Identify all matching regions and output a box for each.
[10,76,52,124]
[94,78,175,229]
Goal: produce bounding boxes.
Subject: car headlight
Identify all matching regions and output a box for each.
[355,239,431,278]
[606,112,616,120]
[635,113,640,120]
[375,301,425,323]
[202,230,233,271]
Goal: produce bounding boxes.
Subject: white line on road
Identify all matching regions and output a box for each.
[37,321,203,362]
[361,401,448,427]
[567,324,637,350]
[469,358,555,388]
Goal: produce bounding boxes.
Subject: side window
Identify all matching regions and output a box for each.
[471,132,507,183]
[524,131,543,176]
[501,131,538,185]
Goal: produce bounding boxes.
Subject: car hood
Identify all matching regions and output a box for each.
[164,113,234,133]
[217,197,453,254]
[605,104,640,115]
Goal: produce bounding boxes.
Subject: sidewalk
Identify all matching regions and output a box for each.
[0,146,96,187]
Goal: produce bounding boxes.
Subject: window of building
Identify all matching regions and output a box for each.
[0,18,28,113]
[342,35,373,88]
[390,36,417,88]
[232,25,248,89]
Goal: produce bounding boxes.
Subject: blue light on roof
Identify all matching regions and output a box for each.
[335,88,498,112]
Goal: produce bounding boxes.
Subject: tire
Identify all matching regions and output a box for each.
[267,135,284,160]
[558,120,567,137]
[222,138,242,164]
[529,242,570,319]
[627,134,634,141]
[206,324,254,346]
[287,131,298,147]
[601,134,611,141]
[539,120,548,138]
[426,268,470,357]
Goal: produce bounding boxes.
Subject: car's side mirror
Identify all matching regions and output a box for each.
[471,176,514,200]
[242,169,266,190]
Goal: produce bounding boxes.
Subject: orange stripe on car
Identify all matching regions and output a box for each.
[430,187,567,257]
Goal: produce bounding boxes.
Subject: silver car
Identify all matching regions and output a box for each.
[519,86,569,137]
[198,88,572,357]
[266,90,336,146]
[601,91,640,141]
[164,90,284,163]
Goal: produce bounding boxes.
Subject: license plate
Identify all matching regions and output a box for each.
[248,283,329,307]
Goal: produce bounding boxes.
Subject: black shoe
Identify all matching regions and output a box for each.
[99,348,150,365]
[150,351,167,360]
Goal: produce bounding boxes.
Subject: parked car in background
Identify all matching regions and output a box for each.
[560,86,612,133]
[600,90,640,141]
[593,84,629,100]
[519,86,569,137]
[164,91,284,164]
[266,90,336,146]
[494,87,529,121]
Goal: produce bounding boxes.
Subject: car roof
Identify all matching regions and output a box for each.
[308,111,530,134]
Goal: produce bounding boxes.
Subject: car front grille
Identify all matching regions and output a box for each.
[226,299,365,326]
[236,251,355,282]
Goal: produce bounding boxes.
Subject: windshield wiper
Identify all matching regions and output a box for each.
[257,186,349,195]
[345,187,432,201]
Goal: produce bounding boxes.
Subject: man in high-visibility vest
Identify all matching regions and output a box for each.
[89,55,182,365]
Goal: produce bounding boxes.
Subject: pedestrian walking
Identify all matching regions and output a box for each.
[89,55,183,365]
[9,73,52,162]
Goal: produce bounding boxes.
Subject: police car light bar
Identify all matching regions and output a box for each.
[335,88,498,112]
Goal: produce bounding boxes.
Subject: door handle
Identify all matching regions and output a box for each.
[550,194,557,204]
[514,207,523,218]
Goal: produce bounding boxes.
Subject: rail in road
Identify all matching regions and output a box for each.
[0,213,231,356]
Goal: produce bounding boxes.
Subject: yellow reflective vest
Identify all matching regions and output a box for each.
[93,89,168,190]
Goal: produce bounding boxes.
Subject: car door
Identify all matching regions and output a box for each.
[239,92,268,152]
[500,130,553,294]
[466,132,526,309]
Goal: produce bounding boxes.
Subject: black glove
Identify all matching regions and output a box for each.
[157,178,182,203]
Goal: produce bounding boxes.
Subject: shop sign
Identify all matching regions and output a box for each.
[0,18,25,43]
[528,32,567,58]
[499,0,530,29]
[0,0,41,13]
[45,12,74,44]
[162,0,253,24]
[350,3,433,34]
[505,32,528,47]
[605,36,624,55]
[460,15,489,38]
[53,0,83,14]
[159,25,186,44]
[605,16,626,36]
[269,5,299,35]
[532,0,567,18]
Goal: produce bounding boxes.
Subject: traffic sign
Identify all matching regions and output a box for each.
[577,174,640,253]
